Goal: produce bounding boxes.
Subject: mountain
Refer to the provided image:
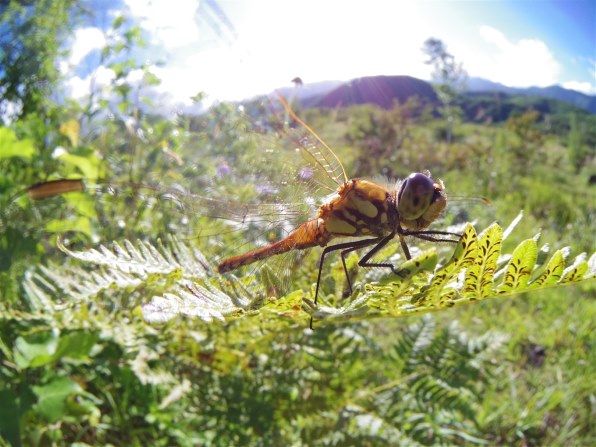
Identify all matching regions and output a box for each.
[467,77,596,113]
[311,75,439,109]
[262,75,594,120]
[456,91,592,123]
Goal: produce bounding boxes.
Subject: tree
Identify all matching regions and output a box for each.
[422,38,467,143]
[0,0,78,121]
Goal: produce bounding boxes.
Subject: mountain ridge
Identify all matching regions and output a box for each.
[275,75,595,115]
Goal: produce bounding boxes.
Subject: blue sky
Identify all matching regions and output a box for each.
[65,0,595,110]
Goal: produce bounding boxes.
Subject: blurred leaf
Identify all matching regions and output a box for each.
[0,389,20,447]
[64,191,97,219]
[113,15,125,29]
[53,331,99,363]
[143,70,161,86]
[110,59,135,78]
[0,127,36,160]
[45,216,92,237]
[32,376,79,422]
[56,152,100,179]
[124,26,143,46]
[59,119,80,147]
[14,330,59,369]
[12,330,97,370]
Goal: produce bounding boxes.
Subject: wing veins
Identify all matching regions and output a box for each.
[276,92,348,187]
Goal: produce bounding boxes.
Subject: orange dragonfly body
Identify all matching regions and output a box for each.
[218,174,450,273]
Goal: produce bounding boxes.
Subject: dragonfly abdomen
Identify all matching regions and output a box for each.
[217,217,328,273]
[217,179,397,273]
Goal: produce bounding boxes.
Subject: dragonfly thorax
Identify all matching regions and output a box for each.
[318,178,397,240]
[317,171,447,244]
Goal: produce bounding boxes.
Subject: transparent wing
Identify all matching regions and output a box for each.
[150,94,350,240]
[11,95,349,271]
[274,93,348,191]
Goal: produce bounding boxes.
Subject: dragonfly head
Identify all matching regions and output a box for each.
[397,171,447,229]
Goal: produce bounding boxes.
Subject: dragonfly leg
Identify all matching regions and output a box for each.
[311,237,384,330]
[394,228,461,261]
[339,239,385,296]
[401,229,462,244]
[357,232,404,272]
[339,249,354,298]
[399,236,412,260]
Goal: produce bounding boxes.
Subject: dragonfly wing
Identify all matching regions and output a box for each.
[12,96,348,281]
[274,93,348,192]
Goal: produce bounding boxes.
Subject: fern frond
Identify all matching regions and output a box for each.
[366,317,504,445]
[23,215,595,327]
[313,218,595,326]
[464,223,502,295]
[390,315,436,372]
[142,280,250,323]
[24,238,257,323]
[56,238,184,276]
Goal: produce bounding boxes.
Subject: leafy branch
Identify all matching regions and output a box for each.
[22,214,595,328]
[314,217,595,325]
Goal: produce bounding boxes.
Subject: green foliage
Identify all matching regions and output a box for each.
[5,189,592,446]
[422,38,467,144]
[19,216,592,332]
[0,0,80,120]
[0,291,506,446]
[344,98,428,179]
[566,112,596,172]
[458,92,594,124]
[0,127,36,159]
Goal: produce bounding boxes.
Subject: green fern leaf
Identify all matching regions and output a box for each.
[463,223,502,298]
[497,238,537,293]
[587,253,596,279]
[559,253,589,284]
[413,223,478,307]
[502,210,524,241]
[315,216,593,325]
[366,249,438,315]
[24,238,256,324]
[392,315,436,372]
[387,249,439,282]
[528,249,565,288]
[56,238,181,276]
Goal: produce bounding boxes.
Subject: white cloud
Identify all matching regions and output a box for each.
[66,65,116,99]
[123,0,200,47]
[561,81,596,95]
[68,27,106,67]
[58,26,107,103]
[128,0,436,102]
[467,26,561,88]
[60,3,590,107]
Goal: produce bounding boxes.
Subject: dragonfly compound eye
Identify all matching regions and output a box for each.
[397,172,436,220]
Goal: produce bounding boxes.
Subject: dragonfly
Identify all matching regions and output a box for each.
[21,94,462,328]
